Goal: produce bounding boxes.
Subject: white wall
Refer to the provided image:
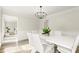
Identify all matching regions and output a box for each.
[0,7,2,47]
[46,7,79,32]
[2,15,40,40]
[17,16,40,40]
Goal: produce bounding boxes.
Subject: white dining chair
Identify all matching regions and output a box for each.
[57,35,79,53]
[27,32,54,53]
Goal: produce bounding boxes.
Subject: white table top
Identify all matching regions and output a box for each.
[40,35,75,50]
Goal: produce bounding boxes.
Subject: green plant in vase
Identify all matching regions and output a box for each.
[42,26,51,36]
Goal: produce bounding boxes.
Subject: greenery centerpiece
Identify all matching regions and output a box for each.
[42,26,51,36]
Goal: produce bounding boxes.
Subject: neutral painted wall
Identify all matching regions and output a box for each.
[17,16,40,40]
[0,7,2,47]
[46,7,79,32]
[2,15,40,40]
[18,17,40,31]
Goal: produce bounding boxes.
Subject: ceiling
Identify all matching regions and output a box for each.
[2,6,77,18]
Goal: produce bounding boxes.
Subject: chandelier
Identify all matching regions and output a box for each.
[35,6,47,19]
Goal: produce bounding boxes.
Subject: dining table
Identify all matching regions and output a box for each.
[39,34,75,53]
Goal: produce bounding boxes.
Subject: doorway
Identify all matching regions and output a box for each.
[2,15,18,44]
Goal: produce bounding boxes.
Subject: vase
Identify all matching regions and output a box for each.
[43,33,50,36]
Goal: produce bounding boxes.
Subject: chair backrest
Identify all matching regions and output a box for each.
[27,32,33,45]
[27,32,44,53]
[72,35,79,52]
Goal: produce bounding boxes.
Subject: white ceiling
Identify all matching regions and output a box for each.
[2,6,77,18]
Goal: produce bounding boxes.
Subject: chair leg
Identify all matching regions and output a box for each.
[31,48,37,53]
[54,44,57,53]
[56,49,61,53]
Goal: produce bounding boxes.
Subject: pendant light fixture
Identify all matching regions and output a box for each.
[35,6,47,19]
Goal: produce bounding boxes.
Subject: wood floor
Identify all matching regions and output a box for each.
[0,39,32,53]
[0,39,79,53]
